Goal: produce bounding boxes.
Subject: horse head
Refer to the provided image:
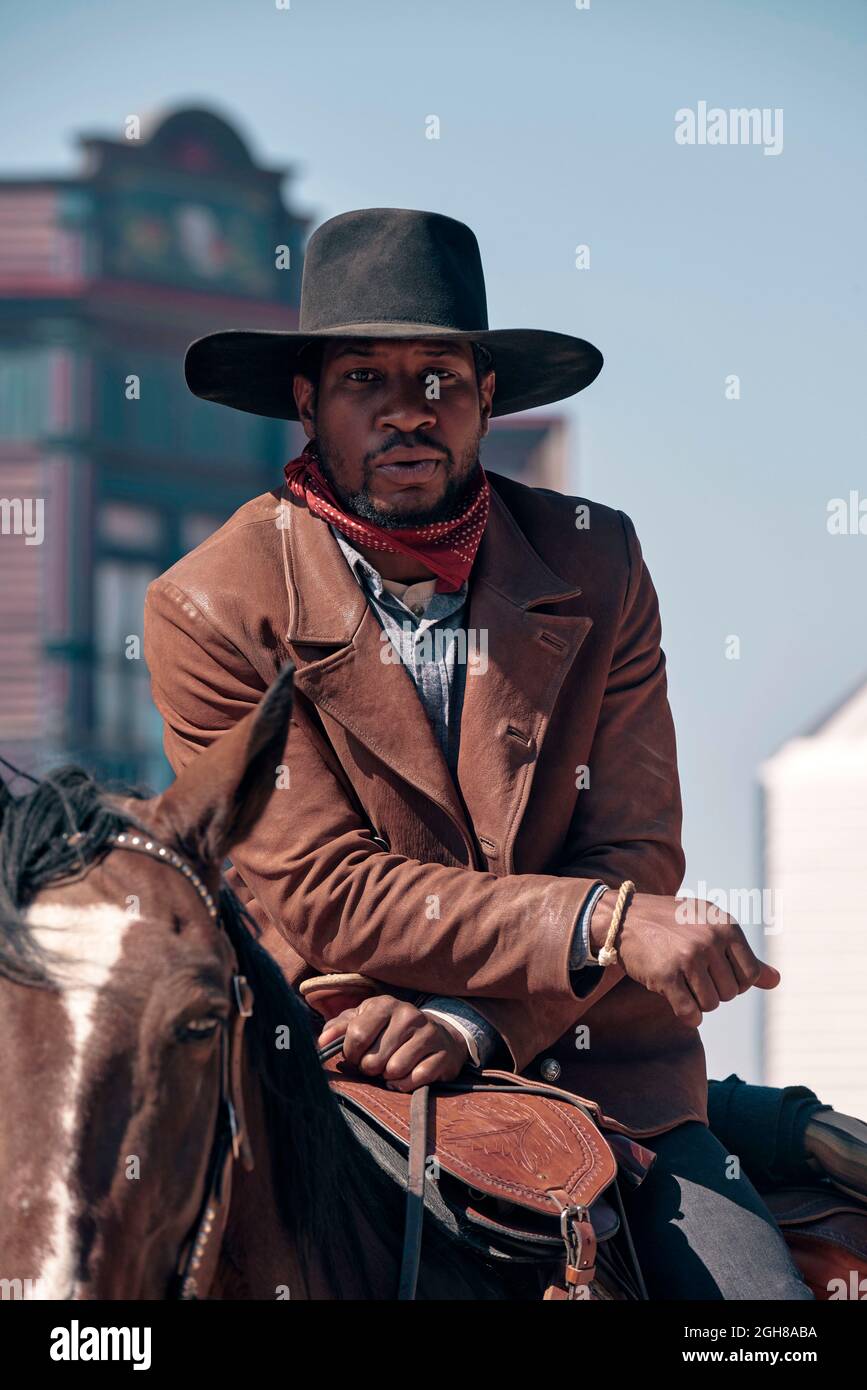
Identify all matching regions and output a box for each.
[0,663,295,1300]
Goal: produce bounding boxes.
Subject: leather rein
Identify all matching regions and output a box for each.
[100,829,255,1300]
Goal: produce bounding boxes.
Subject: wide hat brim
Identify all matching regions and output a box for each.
[184,323,603,421]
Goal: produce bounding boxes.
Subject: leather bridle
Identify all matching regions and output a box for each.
[102,829,255,1300]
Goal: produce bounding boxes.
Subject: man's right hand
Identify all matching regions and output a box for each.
[589,891,780,1027]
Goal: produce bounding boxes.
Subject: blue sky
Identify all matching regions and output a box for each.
[3,0,865,1081]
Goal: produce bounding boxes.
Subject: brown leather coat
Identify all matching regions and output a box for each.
[143,470,707,1138]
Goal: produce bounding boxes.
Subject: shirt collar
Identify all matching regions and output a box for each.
[329,523,468,608]
[330,525,389,599]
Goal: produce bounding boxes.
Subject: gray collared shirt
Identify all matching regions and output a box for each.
[329,525,469,779]
[329,523,601,1068]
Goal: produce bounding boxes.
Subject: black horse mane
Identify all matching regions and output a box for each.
[0,765,504,1299]
[0,764,150,987]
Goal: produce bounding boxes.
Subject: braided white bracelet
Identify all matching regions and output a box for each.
[586,880,636,967]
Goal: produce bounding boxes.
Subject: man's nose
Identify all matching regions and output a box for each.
[376,377,438,435]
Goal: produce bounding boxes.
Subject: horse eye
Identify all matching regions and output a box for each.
[176,1016,222,1043]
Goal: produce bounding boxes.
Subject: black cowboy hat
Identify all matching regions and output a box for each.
[184,207,603,420]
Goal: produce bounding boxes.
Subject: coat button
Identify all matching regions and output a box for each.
[540,1058,561,1083]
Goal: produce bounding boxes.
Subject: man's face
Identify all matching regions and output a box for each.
[292,338,495,527]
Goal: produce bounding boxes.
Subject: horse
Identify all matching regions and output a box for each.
[0,664,570,1301]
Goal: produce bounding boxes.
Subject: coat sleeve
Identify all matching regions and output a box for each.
[442,509,686,1065]
[143,577,610,1072]
[550,509,686,896]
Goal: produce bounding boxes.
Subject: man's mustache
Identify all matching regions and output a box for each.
[367,434,453,467]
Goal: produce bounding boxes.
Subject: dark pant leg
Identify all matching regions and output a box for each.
[707,1073,829,1187]
[619,1121,815,1300]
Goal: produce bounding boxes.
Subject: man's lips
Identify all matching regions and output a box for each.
[374,454,443,484]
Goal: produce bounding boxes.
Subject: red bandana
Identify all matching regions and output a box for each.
[283,439,490,593]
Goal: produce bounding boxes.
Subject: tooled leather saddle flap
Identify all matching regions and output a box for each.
[325,1058,618,1217]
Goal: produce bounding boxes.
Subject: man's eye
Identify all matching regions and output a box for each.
[344,368,456,383]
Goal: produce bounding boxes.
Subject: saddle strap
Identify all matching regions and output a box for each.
[398,1086,430,1300]
[542,1188,597,1300]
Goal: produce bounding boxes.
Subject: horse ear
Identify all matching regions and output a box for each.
[141,660,296,869]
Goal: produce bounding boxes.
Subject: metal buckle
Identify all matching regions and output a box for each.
[560,1203,588,1289]
[559,1203,582,1242]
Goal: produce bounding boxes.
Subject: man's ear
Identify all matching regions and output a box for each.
[292,371,316,437]
[479,368,495,437]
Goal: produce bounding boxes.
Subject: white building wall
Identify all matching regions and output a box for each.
[759,689,867,1118]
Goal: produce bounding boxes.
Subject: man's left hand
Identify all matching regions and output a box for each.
[318,994,470,1091]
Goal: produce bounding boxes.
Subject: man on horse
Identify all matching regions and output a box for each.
[143,207,813,1298]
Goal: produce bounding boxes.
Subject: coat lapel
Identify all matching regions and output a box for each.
[457,486,593,871]
[279,490,475,855]
[278,477,593,870]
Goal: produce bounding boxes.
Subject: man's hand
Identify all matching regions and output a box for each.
[317,994,470,1092]
[591,892,780,1027]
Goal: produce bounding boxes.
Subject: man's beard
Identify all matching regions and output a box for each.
[313,424,483,529]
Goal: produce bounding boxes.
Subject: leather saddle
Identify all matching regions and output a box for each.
[324,1054,653,1299]
[303,973,653,1299]
[763,1185,867,1300]
[304,975,867,1300]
